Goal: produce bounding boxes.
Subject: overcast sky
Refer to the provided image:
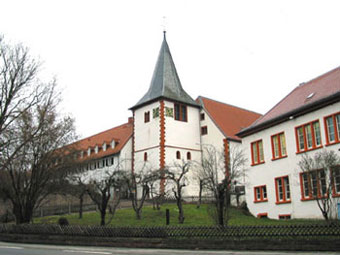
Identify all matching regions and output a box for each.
[1,0,339,138]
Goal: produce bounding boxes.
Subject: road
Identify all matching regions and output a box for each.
[0,242,340,255]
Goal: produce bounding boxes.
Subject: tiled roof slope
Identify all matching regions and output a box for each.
[131,32,199,110]
[238,66,340,137]
[197,96,262,141]
[73,120,133,161]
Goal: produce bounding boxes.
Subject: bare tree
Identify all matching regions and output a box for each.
[164,161,191,224]
[0,82,77,224]
[0,35,41,141]
[298,150,340,221]
[198,144,247,226]
[73,164,126,226]
[124,165,160,220]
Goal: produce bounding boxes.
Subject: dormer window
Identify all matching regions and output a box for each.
[87,148,91,156]
[111,140,116,149]
[80,151,84,158]
[95,145,99,154]
[102,143,107,151]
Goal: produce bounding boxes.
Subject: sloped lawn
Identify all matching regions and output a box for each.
[34,203,324,226]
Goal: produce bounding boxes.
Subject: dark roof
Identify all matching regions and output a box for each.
[237,66,340,137]
[130,32,199,110]
[197,96,262,141]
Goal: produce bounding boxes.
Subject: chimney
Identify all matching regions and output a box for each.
[128,117,134,124]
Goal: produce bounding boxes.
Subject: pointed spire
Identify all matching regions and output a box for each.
[131,33,199,110]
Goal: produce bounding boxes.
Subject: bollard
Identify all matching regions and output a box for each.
[166,208,170,225]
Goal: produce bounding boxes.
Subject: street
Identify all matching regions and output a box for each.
[0,242,340,255]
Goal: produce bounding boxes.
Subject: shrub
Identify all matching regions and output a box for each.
[58,217,69,226]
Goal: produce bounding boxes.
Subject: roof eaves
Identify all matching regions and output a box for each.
[237,91,340,138]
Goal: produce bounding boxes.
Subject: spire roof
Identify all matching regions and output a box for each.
[131,32,199,110]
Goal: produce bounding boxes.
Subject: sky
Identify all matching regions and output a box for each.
[1,0,339,138]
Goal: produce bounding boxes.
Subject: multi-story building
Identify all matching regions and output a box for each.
[74,32,261,197]
[237,67,340,219]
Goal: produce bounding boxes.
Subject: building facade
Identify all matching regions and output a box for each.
[74,32,261,199]
[237,67,340,219]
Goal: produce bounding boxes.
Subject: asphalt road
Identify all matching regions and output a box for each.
[0,242,340,255]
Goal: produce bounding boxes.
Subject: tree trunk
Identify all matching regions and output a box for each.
[79,194,84,219]
[13,203,33,224]
[100,209,106,226]
[197,180,203,209]
[177,200,185,224]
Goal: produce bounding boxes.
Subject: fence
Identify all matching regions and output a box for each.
[0,223,339,240]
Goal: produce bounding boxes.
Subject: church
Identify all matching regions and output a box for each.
[73,32,261,199]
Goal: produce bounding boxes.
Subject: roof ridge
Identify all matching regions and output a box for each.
[198,95,263,116]
[78,121,132,142]
[299,65,340,87]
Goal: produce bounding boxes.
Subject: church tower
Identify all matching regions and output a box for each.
[130,32,201,194]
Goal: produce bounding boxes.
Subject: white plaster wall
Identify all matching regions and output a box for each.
[119,137,133,172]
[134,147,160,172]
[199,109,225,151]
[164,101,201,150]
[164,147,201,197]
[242,101,340,219]
[134,101,160,151]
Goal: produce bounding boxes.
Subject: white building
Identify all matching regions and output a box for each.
[237,67,340,219]
[74,32,261,198]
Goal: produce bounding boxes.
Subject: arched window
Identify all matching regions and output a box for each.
[144,152,148,161]
[187,152,191,160]
[176,151,181,159]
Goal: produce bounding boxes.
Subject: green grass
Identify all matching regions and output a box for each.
[34,203,324,226]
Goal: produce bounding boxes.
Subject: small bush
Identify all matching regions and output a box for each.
[58,217,69,226]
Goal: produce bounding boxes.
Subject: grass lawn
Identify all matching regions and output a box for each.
[34,203,324,226]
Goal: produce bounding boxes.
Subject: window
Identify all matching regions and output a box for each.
[271,132,287,160]
[300,169,327,200]
[200,113,205,121]
[174,103,187,122]
[257,213,268,219]
[295,120,322,153]
[254,185,268,203]
[144,111,150,123]
[278,214,291,220]
[187,152,191,160]
[144,152,148,161]
[324,112,340,145]
[275,176,291,204]
[176,151,181,159]
[332,166,340,196]
[201,126,208,135]
[251,140,264,165]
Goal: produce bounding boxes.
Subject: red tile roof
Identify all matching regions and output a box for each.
[238,66,340,137]
[197,96,262,141]
[73,120,133,161]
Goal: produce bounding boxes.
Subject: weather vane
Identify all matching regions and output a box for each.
[162,16,167,33]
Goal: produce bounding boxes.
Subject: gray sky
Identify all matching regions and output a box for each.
[1,0,339,138]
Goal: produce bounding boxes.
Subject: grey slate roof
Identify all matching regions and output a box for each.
[130,32,199,110]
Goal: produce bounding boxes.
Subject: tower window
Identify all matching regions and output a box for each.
[144,111,150,123]
[201,126,208,135]
[176,151,181,159]
[200,113,205,121]
[174,103,187,122]
[187,152,191,160]
[144,152,148,161]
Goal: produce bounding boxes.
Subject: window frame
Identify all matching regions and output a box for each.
[174,103,188,122]
[271,132,287,160]
[251,139,265,166]
[331,165,340,197]
[201,126,208,135]
[254,185,268,203]
[324,112,340,146]
[300,169,328,201]
[295,120,322,153]
[144,111,150,123]
[275,175,291,204]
